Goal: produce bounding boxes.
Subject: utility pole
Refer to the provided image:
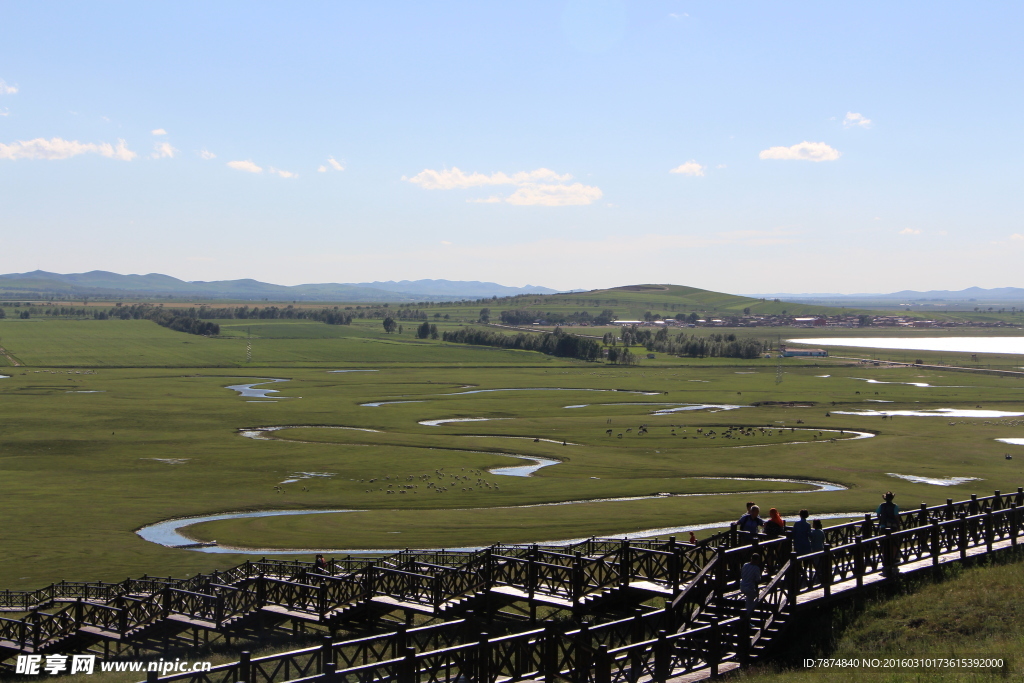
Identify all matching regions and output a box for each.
[775,334,784,384]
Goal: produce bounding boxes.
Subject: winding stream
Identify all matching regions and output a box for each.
[135,476,849,554]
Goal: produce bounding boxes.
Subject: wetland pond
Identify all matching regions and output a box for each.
[788,337,1024,355]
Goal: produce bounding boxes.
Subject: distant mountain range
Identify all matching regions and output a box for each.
[750,287,1024,302]
[0,271,560,302]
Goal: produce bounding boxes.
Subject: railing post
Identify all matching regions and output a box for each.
[654,630,671,682]
[74,597,83,627]
[930,520,941,566]
[881,529,893,578]
[821,545,832,598]
[595,644,611,683]
[861,514,874,539]
[543,622,558,683]
[1016,487,1024,508]
[713,546,727,604]
[256,574,266,607]
[478,632,490,683]
[787,552,799,606]
[708,617,720,679]
[147,670,159,683]
[321,634,333,671]
[918,503,928,526]
[399,647,416,683]
[239,652,251,683]
[215,593,224,629]
[958,513,968,560]
[321,662,335,683]
[619,540,631,588]
[729,523,737,548]
[853,537,864,589]
[969,494,979,516]
[1011,503,1019,549]
[738,608,751,665]
[572,552,583,608]
[984,509,994,554]
[992,490,1003,511]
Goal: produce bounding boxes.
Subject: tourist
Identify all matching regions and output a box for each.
[876,491,900,530]
[737,505,765,535]
[764,508,786,538]
[876,491,901,575]
[810,520,825,552]
[314,554,328,573]
[792,510,812,555]
[740,553,762,613]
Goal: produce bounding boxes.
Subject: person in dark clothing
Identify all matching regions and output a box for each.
[810,519,825,552]
[876,491,900,530]
[764,508,786,538]
[314,554,328,573]
[792,509,812,555]
[876,491,901,575]
[737,505,765,534]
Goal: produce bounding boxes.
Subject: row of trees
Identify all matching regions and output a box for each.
[147,309,221,336]
[496,308,617,325]
[606,325,771,358]
[442,326,603,362]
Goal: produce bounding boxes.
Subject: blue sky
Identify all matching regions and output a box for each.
[1,1,1021,293]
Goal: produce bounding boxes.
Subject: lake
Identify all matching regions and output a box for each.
[788,337,1024,355]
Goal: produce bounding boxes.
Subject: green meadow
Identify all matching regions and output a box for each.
[1,315,1023,590]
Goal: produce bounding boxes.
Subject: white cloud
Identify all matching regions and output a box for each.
[328,157,343,171]
[900,228,922,235]
[0,109,8,117]
[199,149,216,160]
[440,240,452,245]
[151,128,168,136]
[318,165,328,173]
[0,79,17,95]
[227,159,262,173]
[669,160,705,176]
[759,141,841,162]
[0,137,136,161]
[506,182,603,206]
[269,167,297,178]
[407,166,571,190]
[843,112,872,128]
[1010,234,1024,241]
[151,142,178,159]
[407,166,599,205]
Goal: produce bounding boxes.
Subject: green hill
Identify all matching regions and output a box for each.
[471,284,874,321]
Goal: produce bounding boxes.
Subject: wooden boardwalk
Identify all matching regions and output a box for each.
[0,488,1021,683]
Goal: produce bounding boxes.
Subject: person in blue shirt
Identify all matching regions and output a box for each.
[792,509,812,555]
[740,553,762,613]
[737,504,765,534]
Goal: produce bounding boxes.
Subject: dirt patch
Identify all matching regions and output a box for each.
[0,345,22,366]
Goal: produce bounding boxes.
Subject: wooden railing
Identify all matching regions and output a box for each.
[2,488,1022,683]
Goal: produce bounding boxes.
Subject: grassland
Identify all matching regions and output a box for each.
[1,313,1023,591]
[737,557,1024,682]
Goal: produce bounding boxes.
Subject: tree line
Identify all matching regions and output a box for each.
[605,325,771,359]
[496,308,617,325]
[442,326,603,362]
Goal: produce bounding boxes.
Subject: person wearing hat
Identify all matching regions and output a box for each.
[876,491,901,576]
